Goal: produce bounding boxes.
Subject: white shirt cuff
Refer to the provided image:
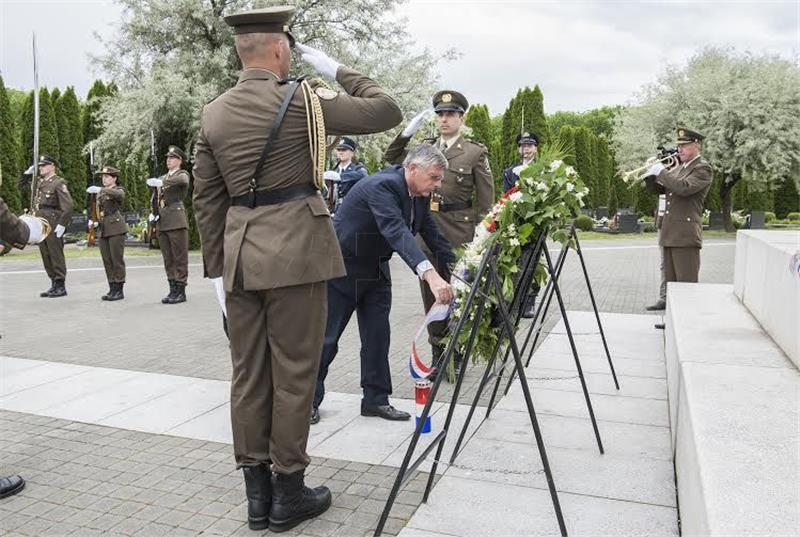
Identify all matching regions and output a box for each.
[415,260,434,279]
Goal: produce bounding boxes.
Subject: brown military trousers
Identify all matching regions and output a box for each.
[38,233,66,280]
[158,228,188,283]
[664,246,701,283]
[99,234,126,283]
[227,262,327,474]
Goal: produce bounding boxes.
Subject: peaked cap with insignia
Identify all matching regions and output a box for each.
[432,90,468,114]
[38,155,58,167]
[676,127,704,144]
[224,6,296,47]
[94,165,120,177]
[516,132,539,146]
[336,137,357,151]
[166,146,187,161]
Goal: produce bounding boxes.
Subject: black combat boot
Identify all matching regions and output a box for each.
[242,464,271,530]
[48,279,67,298]
[107,282,124,301]
[269,470,331,533]
[166,282,186,304]
[101,282,113,301]
[40,279,55,298]
[161,280,176,303]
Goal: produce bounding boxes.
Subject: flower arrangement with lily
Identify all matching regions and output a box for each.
[444,145,588,362]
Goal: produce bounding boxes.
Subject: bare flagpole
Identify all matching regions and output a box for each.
[30,32,40,209]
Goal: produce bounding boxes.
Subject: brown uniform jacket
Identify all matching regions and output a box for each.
[158,169,190,231]
[649,156,712,248]
[193,66,402,292]
[34,174,74,228]
[1,196,30,249]
[98,186,128,237]
[384,133,494,248]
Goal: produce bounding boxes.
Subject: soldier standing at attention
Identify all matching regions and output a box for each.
[87,166,128,301]
[384,90,494,377]
[502,132,539,192]
[645,127,712,329]
[192,6,401,532]
[147,146,190,304]
[32,155,74,298]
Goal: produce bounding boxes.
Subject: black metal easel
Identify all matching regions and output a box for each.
[374,232,571,537]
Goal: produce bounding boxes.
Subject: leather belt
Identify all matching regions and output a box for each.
[230,184,318,209]
[439,200,473,212]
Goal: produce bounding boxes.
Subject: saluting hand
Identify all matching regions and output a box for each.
[424,269,454,304]
[402,109,434,137]
[296,43,341,80]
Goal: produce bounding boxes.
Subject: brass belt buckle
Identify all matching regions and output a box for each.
[430,192,441,212]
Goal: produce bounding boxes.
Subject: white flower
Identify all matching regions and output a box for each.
[566,183,575,192]
[509,191,523,202]
[548,159,563,172]
[509,237,520,247]
[536,182,548,191]
[508,223,517,234]
[565,166,577,177]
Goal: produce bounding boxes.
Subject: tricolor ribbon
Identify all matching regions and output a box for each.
[409,303,452,379]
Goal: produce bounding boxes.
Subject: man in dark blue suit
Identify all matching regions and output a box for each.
[312,144,455,424]
[502,131,539,192]
[323,137,369,213]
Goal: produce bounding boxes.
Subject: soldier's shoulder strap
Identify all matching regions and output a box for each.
[464,138,488,151]
[421,138,436,145]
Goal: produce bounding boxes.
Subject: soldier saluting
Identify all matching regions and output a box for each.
[192,6,401,533]
[147,146,190,304]
[32,155,74,298]
[86,166,128,301]
[384,90,494,377]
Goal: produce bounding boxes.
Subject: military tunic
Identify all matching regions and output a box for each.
[157,169,190,284]
[648,156,712,283]
[193,66,402,473]
[33,174,74,281]
[384,132,494,346]
[96,186,128,283]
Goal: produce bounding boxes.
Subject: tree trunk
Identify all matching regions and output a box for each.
[721,173,740,232]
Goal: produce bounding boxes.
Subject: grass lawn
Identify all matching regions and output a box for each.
[577,230,737,241]
[0,244,190,262]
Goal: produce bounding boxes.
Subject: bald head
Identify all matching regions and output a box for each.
[235,33,291,77]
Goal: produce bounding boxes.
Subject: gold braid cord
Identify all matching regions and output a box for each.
[300,80,327,190]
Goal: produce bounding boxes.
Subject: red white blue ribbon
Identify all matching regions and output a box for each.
[409,303,452,379]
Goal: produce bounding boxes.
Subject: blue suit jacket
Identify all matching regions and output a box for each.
[336,161,368,198]
[502,164,520,193]
[333,165,455,276]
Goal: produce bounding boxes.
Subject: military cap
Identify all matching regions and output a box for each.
[166,146,187,161]
[516,132,539,146]
[676,127,704,144]
[94,165,120,177]
[336,137,357,151]
[224,6,296,47]
[432,90,468,114]
[38,155,57,167]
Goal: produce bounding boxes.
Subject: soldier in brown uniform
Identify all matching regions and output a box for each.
[32,155,74,298]
[0,183,50,501]
[147,146,190,304]
[192,7,401,532]
[384,90,494,374]
[645,128,712,327]
[87,166,128,301]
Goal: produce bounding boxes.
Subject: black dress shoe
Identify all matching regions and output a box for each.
[310,407,320,425]
[0,474,25,499]
[654,323,665,330]
[646,299,666,311]
[361,404,411,421]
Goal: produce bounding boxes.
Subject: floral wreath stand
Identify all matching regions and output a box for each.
[376,230,580,537]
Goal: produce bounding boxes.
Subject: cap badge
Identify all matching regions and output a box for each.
[441,93,452,103]
[678,129,685,137]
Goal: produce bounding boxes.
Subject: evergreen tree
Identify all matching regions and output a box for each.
[55,87,85,211]
[464,103,498,191]
[528,85,549,146]
[593,136,613,211]
[557,126,577,167]
[0,76,22,212]
[773,176,800,218]
[574,127,597,208]
[22,88,60,163]
[50,87,61,105]
[82,80,109,144]
[499,86,550,170]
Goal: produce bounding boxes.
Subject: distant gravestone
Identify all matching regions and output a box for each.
[618,214,639,233]
[67,214,88,234]
[125,212,141,225]
[595,207,609,219]
[747,211,766,229]
[709,212,725,230]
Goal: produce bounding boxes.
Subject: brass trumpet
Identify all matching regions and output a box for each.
[620,149,679,188]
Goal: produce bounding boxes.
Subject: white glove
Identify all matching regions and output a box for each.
[87,220,99,229]
[512,164,526,176]
[296,43,341,79]
[647,163,665,177]
[86,185,101,194]
[19,215,49,244]
[323,170,341,182]
[210,277,227,316]
[148,213,159,222]
[54,224,65,238]
[402,109,434,137]
[146,178,163,188]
